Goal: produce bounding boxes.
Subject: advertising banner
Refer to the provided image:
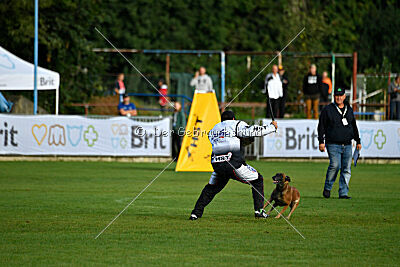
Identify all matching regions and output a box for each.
[176,92,221,172]
[262,119,400,158]
[0,115,171,156]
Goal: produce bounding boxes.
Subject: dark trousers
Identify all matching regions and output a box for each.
[278,94,287,119]
[266,98,280,118]
[319,95,329,112]
[390,101,400,120]
[191,167,264,218]
[172,132,182,160]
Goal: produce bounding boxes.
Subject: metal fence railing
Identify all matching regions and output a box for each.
[84,115,169,122]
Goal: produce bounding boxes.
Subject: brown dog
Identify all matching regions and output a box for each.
[263,173,300,219]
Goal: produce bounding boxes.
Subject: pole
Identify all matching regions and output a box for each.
[278,51,282,67]
[165,54,170,88]
[352,52,357,111]
[56,87,59,115]
[331,53,335,102]
[220,51,225,103]
[33,0,39,114]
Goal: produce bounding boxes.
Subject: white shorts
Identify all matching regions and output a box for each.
[208,164,259,185]
[234,164,259,182]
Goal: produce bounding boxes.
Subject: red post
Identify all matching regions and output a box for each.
[165,54,170,88]
[352,52,357,111]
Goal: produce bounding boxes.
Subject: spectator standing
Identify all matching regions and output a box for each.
[278,65,289,118]
[172,102,186,160]
[158,79,168,114]
[321,71,332,104]
[190,67,213,93]
[265,65,283,118]
[118,94,137,117]
[303,64,323,119]
[318,88,361,199]
[114,73,126,103]
[388,75,400,120]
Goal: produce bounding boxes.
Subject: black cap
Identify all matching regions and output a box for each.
[334,88,345,96]
[123,94,129,98]
[221,110,235,121]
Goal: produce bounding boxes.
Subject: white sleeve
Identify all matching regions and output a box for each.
[190,78,197,87]
[235,121,276,137]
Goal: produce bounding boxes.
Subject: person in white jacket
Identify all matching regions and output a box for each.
[189,110,278,220]
[190,66,214,93]
[264,65,283,118]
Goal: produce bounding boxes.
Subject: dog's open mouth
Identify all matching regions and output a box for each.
[273,180,279,184]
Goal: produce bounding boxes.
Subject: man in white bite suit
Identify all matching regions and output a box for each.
[189,110,278,220]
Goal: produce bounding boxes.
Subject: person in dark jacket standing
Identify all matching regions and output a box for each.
[388,75,400,120]
[172,102,186,160]
[303,64,323,119]
[318,88,362,199]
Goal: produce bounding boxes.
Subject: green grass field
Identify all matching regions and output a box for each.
[0,161,399,265]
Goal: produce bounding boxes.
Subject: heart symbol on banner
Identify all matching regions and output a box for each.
[111,124,119,135]
[32,124,48,145]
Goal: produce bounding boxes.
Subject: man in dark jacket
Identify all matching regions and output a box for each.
[303,64,323,119]
[172,102,186,160]
[318,88,362,199]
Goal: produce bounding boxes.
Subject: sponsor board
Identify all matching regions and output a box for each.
[262,119,400,158]
[0,115,171,156]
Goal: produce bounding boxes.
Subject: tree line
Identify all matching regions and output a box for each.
[0,0,399,113]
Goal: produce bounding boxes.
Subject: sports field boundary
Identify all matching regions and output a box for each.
[259,157,400,164]
[0,156,172,163]
[0,156,399,164]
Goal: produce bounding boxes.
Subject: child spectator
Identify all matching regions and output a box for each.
[158,79,168,114]
[118,94,137,117]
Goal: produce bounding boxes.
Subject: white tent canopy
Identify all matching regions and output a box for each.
[0,46,60,114]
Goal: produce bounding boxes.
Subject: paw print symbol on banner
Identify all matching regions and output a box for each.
[373,129,386,150]
[83,125,98,147]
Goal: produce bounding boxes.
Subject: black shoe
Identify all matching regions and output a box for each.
[189,214,198,220]
[255,209,269,219]
[323,189,331,198]
[339,195,352,199]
